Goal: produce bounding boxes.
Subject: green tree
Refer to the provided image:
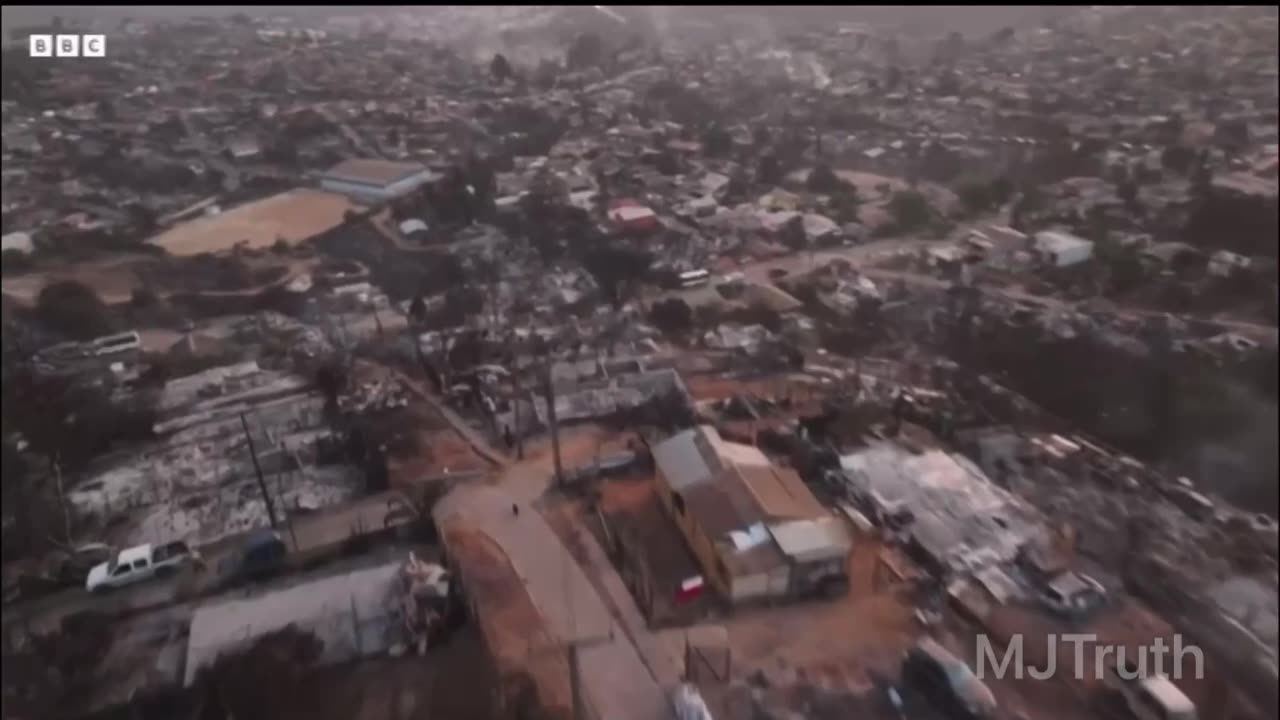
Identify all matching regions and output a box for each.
[3,370,157,472]
[408,294,428,327]
[757,153,783,186]
[566,32,604,71]
[490,53,513,83]
[583,247,655,308]
[130,286,158,308]
[702,124,733,158]
[887,190,933,233]
[648,298,694,336]
[35,281,114,340]
[1160,145,1195,175]
[958,182,994,215]
[2,249,34,275]
[807,164,844,194]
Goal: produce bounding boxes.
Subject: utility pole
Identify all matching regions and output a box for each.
[513,385,525,460]
[338,311,353,362]
[275,443,301,550]
[554,632,615,720]
[52,454,71,544]
[569,642,584,720]
[240,413,279,528]
[544,363,563,487]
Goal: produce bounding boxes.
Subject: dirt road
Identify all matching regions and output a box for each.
[658,236,947,307]
[434,483,674,719]
[657,238,1278,341]
[860,268,1280,340]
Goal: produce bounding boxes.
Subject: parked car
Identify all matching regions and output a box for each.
[85,541,193,593]
[235,528,288,582]
[1040,571,1108,618]
[58,543,115,585]
[902,637,998,720]
[1101,659,1198,720]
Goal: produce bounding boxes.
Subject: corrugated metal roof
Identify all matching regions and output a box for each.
[737,464,827,521]
[839,442,1043,574]
[684,480,759,539]
[769,517,851,561]
[652,427,715,490]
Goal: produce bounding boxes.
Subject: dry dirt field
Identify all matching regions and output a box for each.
[147,189,354,256]
[2,253,156,304]
[2,253,316,308]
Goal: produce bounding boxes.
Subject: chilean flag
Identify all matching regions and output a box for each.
[676,575,705,603]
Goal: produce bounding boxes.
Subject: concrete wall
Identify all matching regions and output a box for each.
[731,571,770,603]
[183,560,401,686]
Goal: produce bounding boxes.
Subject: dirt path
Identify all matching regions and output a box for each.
[391,369,509,470]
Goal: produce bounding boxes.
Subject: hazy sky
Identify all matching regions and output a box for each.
[3,5,1063,38]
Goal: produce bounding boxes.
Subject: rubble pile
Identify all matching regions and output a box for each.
[390,551,452,657]
[1,5,1276,720]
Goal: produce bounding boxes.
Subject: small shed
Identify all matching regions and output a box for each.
[1033,231,1094,267]
[1,231,34,254]
[769,516,852,595]
[1208,250,1251,278]
[608,200,659,233]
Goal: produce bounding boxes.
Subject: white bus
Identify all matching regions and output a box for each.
[677,269,710,288]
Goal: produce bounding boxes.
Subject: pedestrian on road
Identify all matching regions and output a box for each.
[512,503,519,517]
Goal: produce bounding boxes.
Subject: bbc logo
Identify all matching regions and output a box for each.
[29,34,106,58]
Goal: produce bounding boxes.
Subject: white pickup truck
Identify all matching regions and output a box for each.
[85,541,195,594]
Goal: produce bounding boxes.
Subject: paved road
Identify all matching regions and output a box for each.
[658,237,947,307]
[434,484,673,720]
[659,238,1278,341]
[860,268,1280,340]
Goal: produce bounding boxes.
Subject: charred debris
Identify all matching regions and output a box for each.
[1,6,1277,720]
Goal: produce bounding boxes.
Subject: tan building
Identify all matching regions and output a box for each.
[652,426,851,605]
